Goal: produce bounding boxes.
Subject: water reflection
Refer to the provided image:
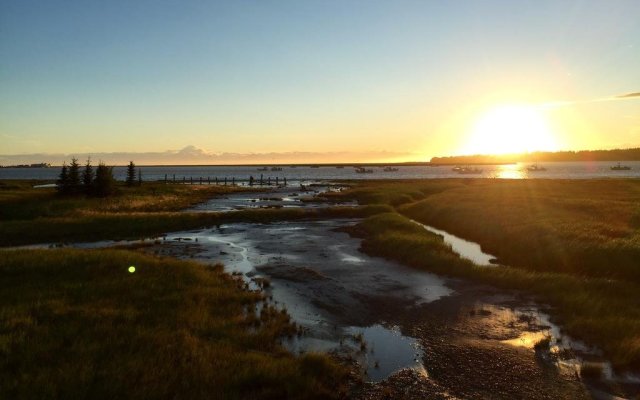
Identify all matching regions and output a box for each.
[412,220,496,266]
[493,164,526,179]
[346,325,424,382]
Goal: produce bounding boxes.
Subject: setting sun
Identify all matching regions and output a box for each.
[461,105,559,155]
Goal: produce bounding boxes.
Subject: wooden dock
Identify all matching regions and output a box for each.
[161,174,288,187]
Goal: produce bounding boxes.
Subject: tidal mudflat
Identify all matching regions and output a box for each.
[143,219,599,398]
[4,179,640,399]
[187,184,356,212]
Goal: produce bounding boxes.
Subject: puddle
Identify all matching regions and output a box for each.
[501,330,549,348]
[481,304,640,393]
[346,324,424,382]
[411,220,496,266]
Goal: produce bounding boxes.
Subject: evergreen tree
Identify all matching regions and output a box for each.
[82,157,94,195]
[68,158,81,194]
[93,163,116,197]
[126,161,136,186]
[57,163,70,194]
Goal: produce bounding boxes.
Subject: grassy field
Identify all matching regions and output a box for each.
[332,179,640,371]
[400,179,640,282]
[0,180,253,220]
[0,205,390,247]
[0,180,390,246]
[326,179,640,282]
[0,249,348,399]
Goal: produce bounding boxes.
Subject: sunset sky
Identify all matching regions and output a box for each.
[1,1,639,163]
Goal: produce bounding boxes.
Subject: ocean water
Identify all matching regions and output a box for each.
[1,161,640,182]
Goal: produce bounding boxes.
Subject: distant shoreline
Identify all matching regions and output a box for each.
[430,147,640,164]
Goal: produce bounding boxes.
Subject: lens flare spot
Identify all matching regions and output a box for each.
[128,266,136,273]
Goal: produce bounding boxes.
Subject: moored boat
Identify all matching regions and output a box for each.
[457,166,483,174]
[611,163,631,171]
[526,163,547,172]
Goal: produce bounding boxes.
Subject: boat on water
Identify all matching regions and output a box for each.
[257,167,268,171]
[526,163,547,172]
[355,167,374,174]
[456,166,483,174]
[383,166,399,172]
[451,165,462,172]
[271,167,283,171]
[611,163,631,171]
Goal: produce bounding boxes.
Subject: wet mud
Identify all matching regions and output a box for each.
[140,219,628,399]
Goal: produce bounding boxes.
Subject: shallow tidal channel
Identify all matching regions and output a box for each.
[159,219,450,381]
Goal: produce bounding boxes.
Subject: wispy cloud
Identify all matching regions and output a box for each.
[541,90,640,109]
[616,92,640,99]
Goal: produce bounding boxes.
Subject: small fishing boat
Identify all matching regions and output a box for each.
[526,163,547,172]
[355,167,374,174]
[383,166,399,172]
[457,166,483,174]
[611,163,631,171]
[270,167,283,171]
[451,165,462,172]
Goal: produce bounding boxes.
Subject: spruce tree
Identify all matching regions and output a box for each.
[68,158,81,194]
[82,157,94,195]
[126,161,136,186]
[93,162,116,197]
[57,163,69,194]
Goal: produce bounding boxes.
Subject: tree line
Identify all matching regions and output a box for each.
[57,159,141,197]
[430,147,640,164]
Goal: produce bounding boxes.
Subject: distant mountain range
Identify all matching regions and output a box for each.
[430,148,640,164]
[0,146,415,166]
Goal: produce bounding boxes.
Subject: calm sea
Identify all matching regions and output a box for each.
[1,161,640,182]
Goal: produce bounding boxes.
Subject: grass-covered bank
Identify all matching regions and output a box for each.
[0,205,390,247]
[399,179,640,283]
[346,212,640,371]
[0,180,253,220]
[0,249,348,399]
[328,179,640,371]
[0,179,390,246]
[323,179,640,282]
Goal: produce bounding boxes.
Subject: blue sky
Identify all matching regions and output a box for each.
[1,0,639,162]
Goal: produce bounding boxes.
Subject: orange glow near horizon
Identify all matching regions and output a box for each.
[459,104,560,156]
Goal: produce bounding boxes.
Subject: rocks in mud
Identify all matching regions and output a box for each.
[352,369,461,400]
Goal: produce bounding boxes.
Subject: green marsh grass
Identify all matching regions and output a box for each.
[0,205,390,246]
[399,179,640,282]
[347,212,640,371]
[0,179,390,246]
[0,249,348,399]
[0,180,253,220]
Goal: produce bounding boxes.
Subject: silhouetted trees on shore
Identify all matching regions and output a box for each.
[57,158,139,197]
[126,161,136,186]
[430,147,640,165]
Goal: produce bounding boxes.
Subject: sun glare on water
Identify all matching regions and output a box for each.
[461,104,558,155]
